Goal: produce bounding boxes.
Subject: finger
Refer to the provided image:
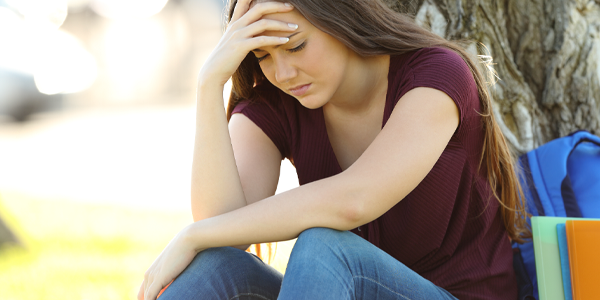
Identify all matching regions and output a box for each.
[246,35,291,51]
[145,282,163,300]
[239,19,298,38]
[236,2,293,27]
[138,281,145,300]
[156,280,173,299]
[144,269,153,295]
[230,0,252,23]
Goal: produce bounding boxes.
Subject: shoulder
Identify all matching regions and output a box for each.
[409,47,468,66]
[387,47,480,132]
[411,47,475,87]
[232,82,295,122]
[230,82,300,159]
[390,47,475,86]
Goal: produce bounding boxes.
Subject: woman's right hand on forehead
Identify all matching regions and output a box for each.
[197,1,296,87]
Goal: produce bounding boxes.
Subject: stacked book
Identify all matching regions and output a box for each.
[532,216,600,300]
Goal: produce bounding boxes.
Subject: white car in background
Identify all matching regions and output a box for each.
[0,0,94,122]
[0,68,62,122]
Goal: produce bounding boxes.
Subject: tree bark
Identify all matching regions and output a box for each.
[384,0,600,153]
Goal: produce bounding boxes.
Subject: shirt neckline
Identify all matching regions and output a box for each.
[319,55,398,172]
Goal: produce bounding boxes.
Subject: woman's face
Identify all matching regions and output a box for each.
[250,5,354,109]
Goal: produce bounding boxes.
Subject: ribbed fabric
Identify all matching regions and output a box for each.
[232,47,517,300]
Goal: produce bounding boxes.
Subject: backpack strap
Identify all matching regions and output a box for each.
[524,131,600,217]
[519,154,545,216]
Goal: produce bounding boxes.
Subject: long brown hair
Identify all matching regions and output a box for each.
[226,0,531,247]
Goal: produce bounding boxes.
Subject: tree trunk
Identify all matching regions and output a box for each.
[384,0,600,153]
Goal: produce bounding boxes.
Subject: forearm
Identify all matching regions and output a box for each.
[185,172,365,251]
[187,0,297,232]
[190,81,247,222]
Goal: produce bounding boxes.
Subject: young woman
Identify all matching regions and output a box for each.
[138,0,530,299]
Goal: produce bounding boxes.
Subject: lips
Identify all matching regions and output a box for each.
[289,83,311,97]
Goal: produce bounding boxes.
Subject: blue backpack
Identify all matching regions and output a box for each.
[513,130,600,300]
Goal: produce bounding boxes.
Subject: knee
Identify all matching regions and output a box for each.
[187,247,256,275]
[159,247,282,299]
[292,228,348,258]
[296,227,347,246]
[284,228,356,285]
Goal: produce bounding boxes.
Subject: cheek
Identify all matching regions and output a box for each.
[300,50,324,76]
[300,42,344,81]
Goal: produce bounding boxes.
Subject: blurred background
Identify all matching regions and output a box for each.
[0,0,299,299]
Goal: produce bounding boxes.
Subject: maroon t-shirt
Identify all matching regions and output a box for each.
[232,47,517,300]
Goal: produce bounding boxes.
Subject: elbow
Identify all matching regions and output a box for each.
[191,206,220,223]
[332,173,381,230]
[337,188,369,230]
[190,201,204,222]
[340,205,364,229]
[190,199,215,222]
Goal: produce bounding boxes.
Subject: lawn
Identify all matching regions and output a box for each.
[0,192,293,300]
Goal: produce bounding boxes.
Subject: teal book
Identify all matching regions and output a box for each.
[556,223,573,300]
[531,217,600,300]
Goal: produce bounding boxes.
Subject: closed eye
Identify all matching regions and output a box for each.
[256,54,269,63]
[255,41,307,63]
[288,41,306,53]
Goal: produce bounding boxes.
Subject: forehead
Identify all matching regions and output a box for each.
[249,0,278,8]
[248,5,311,39]
[247,1,307,24]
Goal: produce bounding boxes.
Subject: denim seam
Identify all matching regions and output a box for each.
[353,275,412,300]
[229,293,272,300]
[311,231,355,287]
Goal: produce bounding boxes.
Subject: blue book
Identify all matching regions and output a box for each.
[557,223,573,300]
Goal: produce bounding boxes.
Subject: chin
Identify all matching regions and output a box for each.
[295,95,327,110]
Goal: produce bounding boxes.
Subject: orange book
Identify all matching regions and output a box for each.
[566,220,600,300]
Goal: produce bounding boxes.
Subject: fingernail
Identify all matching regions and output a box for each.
[288,23,298,29]
[280,37,289,42]
[284,3,293,7]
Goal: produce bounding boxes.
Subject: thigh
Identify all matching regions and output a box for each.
[159,247,283,300]
[278,228,458,300]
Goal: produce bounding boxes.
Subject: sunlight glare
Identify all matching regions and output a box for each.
[6,0,68,29]
[0,7,31,73]
[0,5,97,94]
[0,6,21,25]
[100,18,167,101]
[33,30,98,95]
[90,0,169,19]
[67,0,91,10]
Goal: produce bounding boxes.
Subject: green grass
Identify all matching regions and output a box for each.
[0,192,294,300]
[0,192,196,300]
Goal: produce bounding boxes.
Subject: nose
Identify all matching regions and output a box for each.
[274,57,297,84]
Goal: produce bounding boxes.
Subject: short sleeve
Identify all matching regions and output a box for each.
[232,99,291,159]
[405,47,480,128]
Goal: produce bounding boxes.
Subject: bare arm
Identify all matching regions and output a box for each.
[141,86,459,300]
[186,87,460,249]
[190,83,247,222]
[141,2,304,298]
[188,1,296,250]
[191,85,282,251]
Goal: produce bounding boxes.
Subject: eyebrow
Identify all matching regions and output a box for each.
[252,32,302,52]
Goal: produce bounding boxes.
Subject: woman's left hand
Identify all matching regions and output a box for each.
[137,225,202,300]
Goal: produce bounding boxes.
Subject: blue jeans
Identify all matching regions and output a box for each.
[158,228,458,300]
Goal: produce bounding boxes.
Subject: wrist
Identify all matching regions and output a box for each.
[197,66,229,89]
[182,222,206,254]
[196,77,225,94]
[195,80,227,109]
